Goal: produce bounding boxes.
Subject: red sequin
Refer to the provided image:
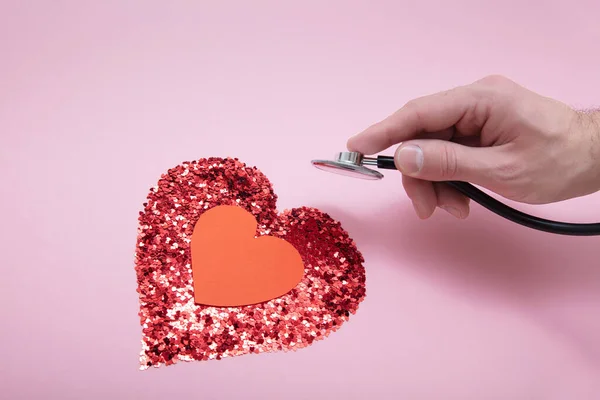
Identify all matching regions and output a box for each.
[134,157,366,369]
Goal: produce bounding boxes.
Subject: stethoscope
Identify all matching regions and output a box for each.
[311,151,600,236]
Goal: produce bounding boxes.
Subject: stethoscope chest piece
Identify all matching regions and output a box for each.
[311,151,384,180]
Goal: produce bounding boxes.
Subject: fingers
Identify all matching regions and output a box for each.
[394,139,504,188]
[401,175,437,219]
[347,85,477,154]
[402,175,470,219]
[433,182,470,219]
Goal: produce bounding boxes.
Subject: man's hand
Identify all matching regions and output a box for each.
[347,75,600,219]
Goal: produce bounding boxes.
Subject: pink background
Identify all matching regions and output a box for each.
[1,1,600,399]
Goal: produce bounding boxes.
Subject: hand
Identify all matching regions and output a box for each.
[347,75,600,219]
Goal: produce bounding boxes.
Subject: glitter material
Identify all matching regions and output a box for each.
[134,157,366,369]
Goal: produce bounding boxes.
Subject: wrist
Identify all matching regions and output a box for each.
[578,110,600,195]
[592,111,600,137]
[585,110,600,161]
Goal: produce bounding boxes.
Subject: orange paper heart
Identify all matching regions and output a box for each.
[190,205,304,306]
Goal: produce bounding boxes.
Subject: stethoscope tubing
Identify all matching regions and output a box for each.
[375,155,600,236]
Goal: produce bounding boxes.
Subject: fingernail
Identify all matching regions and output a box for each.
[441,205,463,219]
[396,145,423,174]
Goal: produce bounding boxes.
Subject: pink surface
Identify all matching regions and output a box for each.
[1,1,600,398]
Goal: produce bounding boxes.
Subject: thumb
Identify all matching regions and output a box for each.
[394,139,505,186]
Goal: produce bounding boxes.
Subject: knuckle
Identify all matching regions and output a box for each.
[494,158,521,182]
[403,99,423,125]
[490,158,530,200]
[404,98,419,110]
[381,124,396,149]
[477,74,510,88]
[439,145,459,179]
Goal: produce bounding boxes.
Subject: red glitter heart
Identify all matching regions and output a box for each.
[134,157,366,369]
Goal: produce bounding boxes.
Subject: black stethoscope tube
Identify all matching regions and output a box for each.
[376,155,600,236]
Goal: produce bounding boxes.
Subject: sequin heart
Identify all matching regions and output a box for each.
[134,157,366,369]
[190,204,304,307]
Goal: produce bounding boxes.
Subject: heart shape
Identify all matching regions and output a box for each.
[134,157,366,369]
[190,204,304,307]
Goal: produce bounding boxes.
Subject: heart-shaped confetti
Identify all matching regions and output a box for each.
[134,157,366,369]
